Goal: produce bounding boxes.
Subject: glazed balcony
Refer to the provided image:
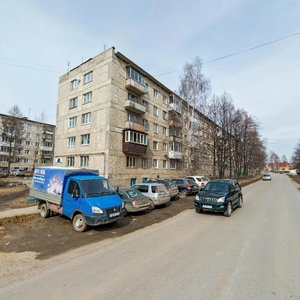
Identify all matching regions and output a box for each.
[125,78,147,95]
[123,142,147,155]
[125,99,146,114]
[124,121,145,133]
[168,151,183,160]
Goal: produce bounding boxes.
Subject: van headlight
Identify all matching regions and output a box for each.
[217,197,225,203]
[92,206,103,214]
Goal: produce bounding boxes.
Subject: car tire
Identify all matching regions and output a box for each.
[224,202,232,217]
[149,200,155,209]
[182,189,189,196]
[72,214,88,232]
[238,196,243,208]
[196,207,203,214]
[40,203,50,218]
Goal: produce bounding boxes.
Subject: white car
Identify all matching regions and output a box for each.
[185,176,210,188]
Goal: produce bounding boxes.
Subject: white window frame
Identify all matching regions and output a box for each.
[153,106,158,116]
[67,136,76,147]
[69,97,78,109]
[153,141,158,151]
[70,79,79,90]
[163,127,167,136]
[152,159,158,169]
[124,130,147,146]
[126,156,136,168]
[81,134,90,145]
[163,143,168,152]
[67,156,75,167]
[170,159,177,169]
[83,71,93,84]
[82,112,91,125]
[163,160,168,169]
[153,89,159,99]
[163,110,167,120]
[163,95,168,105]
[153,123,159,133]
[68,116,77,128]
[142,158,148,168]
[83,91,92,104]
[80,156,89,167]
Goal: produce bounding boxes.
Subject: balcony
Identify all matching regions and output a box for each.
[123,142,147,155]
[124,121,145,133]
[0,151,9,156]
[125,78,147,95]
[168,111,183,128]
[168,151,183,160]
[125,99,146,114]
[40,146,53,151]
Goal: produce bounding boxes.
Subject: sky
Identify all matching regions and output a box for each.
[0,0,299,161]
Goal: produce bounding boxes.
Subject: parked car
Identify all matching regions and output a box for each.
[171,178,199,196]
[10,169,25,176]
[146,179,179,200]
[117,188,151,213]
[130,183,170,207]
[262,174,272,181]
[194,179,243,217]
[185,176,210,188]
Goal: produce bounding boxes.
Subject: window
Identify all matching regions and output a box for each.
[152,159,158,169]
[80,156,89,167]
[124,130,147,145]
[163,110,167,120]
[69,97,78,109]
[163,95,168,105]
[27,124,32,129]
[128,93,139,102]
[70,79,79,90]
[83,71,93,84]
[126,67,146,86]
[83,91,92,104]
[153,106,158,116]
[163,143,168,152]
[68,137,76,147]
[153,141,158,151]
[170,160,177,169]
[153,89,159,99]
[142,158,148,168]
[153,123,159,133]
[143,100,149,111]
[24,158,29,164]
[67,156,75,167]
[82,112,91,124]
[68,116,77,128]
[163,160,168,169]
[126,156,136,168]
[81,134,90,145]
[26,141,30,146]
[25,150,30,155]
[143,119,148,130]
[163,127,167,136]
[26,133,31,138]
[68,180,80,195]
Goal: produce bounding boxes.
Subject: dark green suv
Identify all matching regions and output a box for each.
[194,179,243,217]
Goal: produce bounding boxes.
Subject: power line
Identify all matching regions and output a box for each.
[158,30,300,76]
[0,60,63,73]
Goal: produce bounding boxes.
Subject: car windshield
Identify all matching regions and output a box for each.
[203,182,229,192]
[80,179,115,197]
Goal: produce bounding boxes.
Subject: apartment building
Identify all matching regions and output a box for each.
[54,47,213,187]
[0,114,55,174]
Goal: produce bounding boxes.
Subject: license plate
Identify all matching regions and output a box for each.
[109,212,120,217]
[202,205,212,209]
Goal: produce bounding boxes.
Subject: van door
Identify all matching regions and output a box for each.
[63,179,81,217]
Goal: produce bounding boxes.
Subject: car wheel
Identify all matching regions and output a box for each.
[149,200,155,209]
[195,207,203,214]
[224,202,232,217]
[40,203,50,218]
[182,189,189,196]
[238,196,243,208]
[72,214,88,232]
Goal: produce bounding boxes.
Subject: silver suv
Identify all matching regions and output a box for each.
[131,183,170,208]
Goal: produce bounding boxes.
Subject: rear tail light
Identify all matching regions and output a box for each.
[187,183,192,188]
[201,182,205,186]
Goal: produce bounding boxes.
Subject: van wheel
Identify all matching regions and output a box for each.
[40,203,50,218]
[224,202,232,217]
[72,214,88,232]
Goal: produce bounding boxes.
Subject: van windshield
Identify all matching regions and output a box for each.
[80,179,116,198]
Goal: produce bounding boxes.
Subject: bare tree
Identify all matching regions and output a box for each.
[2,105,25,175]
[292,140,300,170]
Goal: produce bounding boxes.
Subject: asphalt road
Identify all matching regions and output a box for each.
[1,174,300,299]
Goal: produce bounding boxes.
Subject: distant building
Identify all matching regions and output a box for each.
[54,47,214,187]
[267,161,292,173]
[0,114,55,174]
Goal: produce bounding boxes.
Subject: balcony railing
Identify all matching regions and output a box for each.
[168,151,183,160]
[124,121,145,133]
[125,78,148,95]
[40,146,53,151]
[125,99,146,114]
[123,142,147,155]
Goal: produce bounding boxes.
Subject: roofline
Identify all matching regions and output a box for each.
[0,113,55,127]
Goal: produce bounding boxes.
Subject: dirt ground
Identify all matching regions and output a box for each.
[0,176,262,261]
